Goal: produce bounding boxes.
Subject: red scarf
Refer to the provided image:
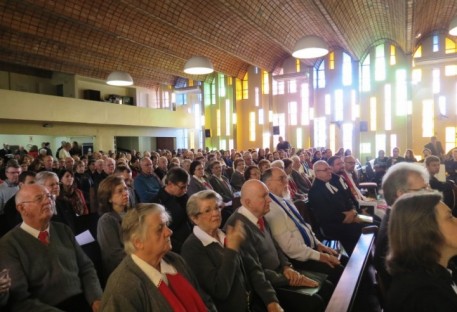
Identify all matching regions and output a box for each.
[158,273,207,312]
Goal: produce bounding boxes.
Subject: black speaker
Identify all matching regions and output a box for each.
[359,121,368,132]
[83,89,101,101]
[272,126,280,135]
[205,129,211,138]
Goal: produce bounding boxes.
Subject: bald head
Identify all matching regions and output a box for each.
[240,179,271,218]
[16,184,54,230]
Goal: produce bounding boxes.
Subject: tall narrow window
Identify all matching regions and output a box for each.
[219,74,226,97]
[433,35,439,52]
[314,117,327,148]
[225,99,231,136]
[342,52,352,86]
[432,69,440,94]
[445,65,457,76]
[211,81,216,104]
[216,109,221,136]
[422,99,434,137]
[242,73,249,99]
[329,52,335,70]
[342,123,353,151]
[384,84,392,130]
[249,112,256,141]
[278,81,285,95]
[445,127,456,153]
[375,134,386,155]
[301,83,310,125]
[325,94,331,115]
[289,80,297,93]
[263,71,270,94]
[390,135,397,155]
[375,44,386,81]
[370,97,377,131]
[255,87,260,107]
[258,108,264,125]
[329,124,336,152]
[263,133,270,150]
[439,96,446,116]
[412,68,422,84]
[235,79,242,100]
[396,69,407,116]
[361,55,371,92]
[334,89,343,121]
[296,128,303,148]
[317,61,326,88]
[289,101,297,125]
[296,59,301,72]
[272,79,278,95]
[390,45,396,65]
[351,90,359,121]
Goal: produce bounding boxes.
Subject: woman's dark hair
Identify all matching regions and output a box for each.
[189,160,202,176]
[387,191,444,276]
[58,169,74,181]
[244,165,260,180]
[98,175,125,214]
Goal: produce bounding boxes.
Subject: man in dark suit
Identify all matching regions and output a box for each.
[208,160,236,225]
[424,136,444,159]
[426,155,456,214]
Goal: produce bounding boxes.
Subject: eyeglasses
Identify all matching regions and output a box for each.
[315,168,332,172]
[407,185,432,192]
[20,193,55,205]
[196,206,222,216]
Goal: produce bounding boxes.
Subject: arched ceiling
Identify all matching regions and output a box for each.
[0,0,457,88]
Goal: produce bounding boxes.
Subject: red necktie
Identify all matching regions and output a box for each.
[257,217,265,233]
[38,231,49,245]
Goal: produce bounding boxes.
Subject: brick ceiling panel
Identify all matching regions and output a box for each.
[1,0,457,87]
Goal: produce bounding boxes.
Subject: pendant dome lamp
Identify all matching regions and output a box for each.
[183,56,214,75]
[106,71,134,86]
[292,35,329,59]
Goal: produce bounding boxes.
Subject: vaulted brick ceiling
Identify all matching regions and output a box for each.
[1,0,457,88]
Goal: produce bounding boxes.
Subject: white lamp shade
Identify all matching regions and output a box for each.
[292,36,329,59]
[106,71,134,86]
[450,17,457,36]
[183,56,214,75]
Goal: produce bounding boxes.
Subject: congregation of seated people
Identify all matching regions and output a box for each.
[1,140,457,311]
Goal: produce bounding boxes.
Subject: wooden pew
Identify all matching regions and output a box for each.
[325,226,378,312]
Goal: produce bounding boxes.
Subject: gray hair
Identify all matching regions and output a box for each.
[122,203,170,255]
[382,162,429,206]
[270,160,284,169]
[186,190,222,219]
[35,171,59,185]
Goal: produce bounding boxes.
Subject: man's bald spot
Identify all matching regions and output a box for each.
[240,179,268,206]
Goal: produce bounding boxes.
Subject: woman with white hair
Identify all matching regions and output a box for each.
[101,203,216,312]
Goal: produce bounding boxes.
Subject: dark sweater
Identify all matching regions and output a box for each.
[0,222,102,311]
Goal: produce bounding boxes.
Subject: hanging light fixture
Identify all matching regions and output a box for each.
[106,71,134,86]
[292,35,329,59]
[449,17,457,36]
[183,56,214,75]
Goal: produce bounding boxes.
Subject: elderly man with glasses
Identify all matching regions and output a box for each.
[0,184,102,311]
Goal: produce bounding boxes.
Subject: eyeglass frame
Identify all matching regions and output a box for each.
[19,193,56,205]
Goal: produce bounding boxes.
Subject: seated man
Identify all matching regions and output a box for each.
[0,184,102,311]
[226,180,332,312]
[262,168,342,284]
[153,167,192,253]
[426,155,456,215]
[308,160,366,254]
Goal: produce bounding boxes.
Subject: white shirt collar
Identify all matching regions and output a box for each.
[237,206,260,226]
[193,225,225,247]
[20,222,50,239]
[131,254,177,287]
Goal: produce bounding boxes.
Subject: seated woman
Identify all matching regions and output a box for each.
[187,160,213,197]
[181,190,283,312]
[58,169,89,216]
[244,165,261,181]
[101,203,215,312]
[386,191,457,312]
[97,176,129,279]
